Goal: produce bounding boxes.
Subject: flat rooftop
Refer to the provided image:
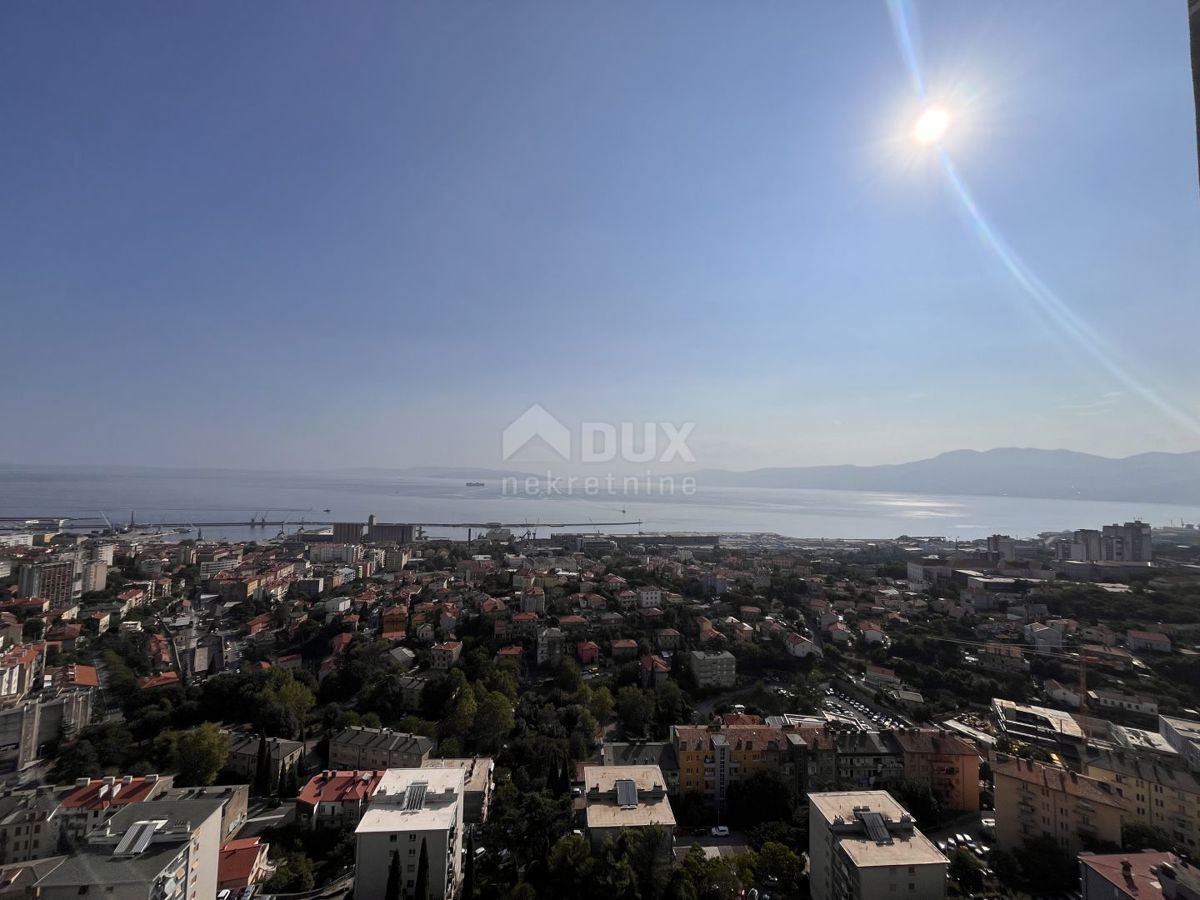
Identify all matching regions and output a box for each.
[811,791,946,870]
[584,765,675,831]
[356,768,464,834]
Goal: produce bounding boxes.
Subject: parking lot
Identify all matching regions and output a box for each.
[923,811,995,868]
[823,689,909,731]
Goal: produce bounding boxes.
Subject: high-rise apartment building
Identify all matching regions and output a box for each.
[808,790,947,900]
[354,768,466,900]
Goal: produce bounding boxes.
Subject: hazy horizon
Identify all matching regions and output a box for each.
[3,1,1199,472]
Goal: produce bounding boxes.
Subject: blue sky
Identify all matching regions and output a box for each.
[2,1,1198,470]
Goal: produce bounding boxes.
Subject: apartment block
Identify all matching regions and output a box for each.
[1084,749,1200,852]
[329,726,434,770]
[893,729,980,812]
[687,650,736,689]
[672,723,802,807]
[809,790,947,900]
[583,765,675,851]
[38,798,222,900]
[992,755,1125,854]
[354,768,466,900]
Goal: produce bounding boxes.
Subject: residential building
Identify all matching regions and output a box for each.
[297,770,384,829]
[992,755,1126,854]
[835,731,904,791]
[671,723,802,807]
[330,727,434,770]
[17,559,78,605]
[583,765,675,850]
[0,690,93,772]
[536,627,565,667]
[421,758,495,823]
[81,561,108,594]
[37,798,222,900]
[225,733,304,785]
[1088,689,1159,718]
[0,789,63,864]
[217,836,274,892]
[1079,851,1200,900]
[354,768,466,900]
[1127,631,1172,654]
[56,774,174,845]
[158,785,249,842]
[1160,715,1200,771]
[1084,749,1200,852]
[430,641,462,671]
[893,729,980,812]
[808,790,948,900]
[687,650,736,689]
[600,742,680,793]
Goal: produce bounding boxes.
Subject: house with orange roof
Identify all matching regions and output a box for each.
[218,837,274,890]
[576,640,601,665]
[57,774,174,842]
[640,654,670,688]
[137,671,180,691]
[610,639,639,662]
[296,770,384,829]
[430,640,462,671]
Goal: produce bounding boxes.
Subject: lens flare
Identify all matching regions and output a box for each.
[887,0,1200,436]
[913,107,949,144]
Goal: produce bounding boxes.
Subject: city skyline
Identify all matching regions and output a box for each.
[3,2,1199,471]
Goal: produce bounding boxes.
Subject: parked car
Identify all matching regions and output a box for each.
[711,826,730,837]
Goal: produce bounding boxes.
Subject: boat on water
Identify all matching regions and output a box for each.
[465,481,485,487]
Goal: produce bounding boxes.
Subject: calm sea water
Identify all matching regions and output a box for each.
[1,465,1198,542]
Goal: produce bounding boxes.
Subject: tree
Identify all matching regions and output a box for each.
[254,734,274,796]
[663,867,699,900]
[554,659,583,693]
[756,841,804,893]
[547,834,593,897]
[462,832,476,900]
[724,769,795,828]
[385,850,401,900]
[949,847,984,893]
[472,691,515,752]
[589,686,615,723]
[616,686,654,737]
[890,778,942,828]
[414,838,430,900]
[1122,821,1182,854]
[174,723,230,787]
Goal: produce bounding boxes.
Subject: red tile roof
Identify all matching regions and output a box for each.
[218,837,270,889]
[297,770,383,810]
[60,776,163,810]
[136,671,180,690]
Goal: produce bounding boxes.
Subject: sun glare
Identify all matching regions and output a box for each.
[913,106,950,144]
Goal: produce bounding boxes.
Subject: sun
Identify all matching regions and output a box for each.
[913,107,950,144]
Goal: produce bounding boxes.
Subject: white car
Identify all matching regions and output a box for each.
[711,826,730,837]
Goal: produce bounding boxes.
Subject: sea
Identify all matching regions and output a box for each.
[2,464,1199,544]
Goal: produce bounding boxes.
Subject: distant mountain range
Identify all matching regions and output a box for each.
[397,450,1200,505]
[692,448,1200,505]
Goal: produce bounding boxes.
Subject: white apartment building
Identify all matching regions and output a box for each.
[354,768,466,900]
[809,791,948,900]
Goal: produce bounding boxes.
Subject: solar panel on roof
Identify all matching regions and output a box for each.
[615,779,638,809]
[405,782,428,811]
[113,820,164,856]
[856,810,892,844]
